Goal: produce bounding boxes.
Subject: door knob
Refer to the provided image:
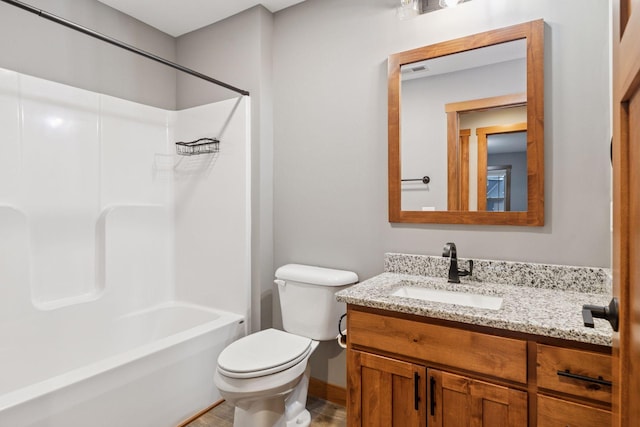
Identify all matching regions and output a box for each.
[582,298,619,332]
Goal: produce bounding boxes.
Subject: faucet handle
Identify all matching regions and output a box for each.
[458,259,473,277]
[442,242,457,257]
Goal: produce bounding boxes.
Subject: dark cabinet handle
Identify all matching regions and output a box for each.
[582,297,619,332]
[429,376,436,416]
[557,369,612,387]
[414,372,420,410]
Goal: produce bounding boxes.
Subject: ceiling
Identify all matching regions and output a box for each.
[97,0,307,37]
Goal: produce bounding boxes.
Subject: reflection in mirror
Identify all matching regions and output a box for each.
[400,40,526,212]
[484,131,527,212]
[388,19,544,225]
[458,107,527,212]
[486,166,512,211]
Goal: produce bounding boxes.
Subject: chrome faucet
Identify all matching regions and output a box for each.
[442,242,473,283]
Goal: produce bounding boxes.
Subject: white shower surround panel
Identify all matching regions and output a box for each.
[174,97,252,317]
[0,68,176,309]
[0,66,251,315]
[0,67,251,426]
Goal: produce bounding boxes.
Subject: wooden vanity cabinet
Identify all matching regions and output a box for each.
[346,306,612,427]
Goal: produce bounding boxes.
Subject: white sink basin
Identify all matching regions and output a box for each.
[391,286,503,310]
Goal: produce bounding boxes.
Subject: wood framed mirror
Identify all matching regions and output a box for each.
[388,20,544,225]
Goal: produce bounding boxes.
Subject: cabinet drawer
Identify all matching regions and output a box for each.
[348,308,527,383]
[536,344,612,403]
[537,394,611,427]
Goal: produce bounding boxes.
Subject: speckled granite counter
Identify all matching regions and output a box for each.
[335,253,613,347]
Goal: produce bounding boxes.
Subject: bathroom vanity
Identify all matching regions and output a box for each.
[336,254,613,427]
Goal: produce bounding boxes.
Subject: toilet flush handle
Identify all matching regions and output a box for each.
[274,279,286,287]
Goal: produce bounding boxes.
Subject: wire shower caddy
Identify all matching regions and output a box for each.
[175,138,220,156]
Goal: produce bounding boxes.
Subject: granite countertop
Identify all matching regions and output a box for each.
[335,254,613,347]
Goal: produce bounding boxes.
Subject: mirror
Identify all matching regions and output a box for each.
[388,20,544,225]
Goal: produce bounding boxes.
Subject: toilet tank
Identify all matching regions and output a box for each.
[275,264,358,341]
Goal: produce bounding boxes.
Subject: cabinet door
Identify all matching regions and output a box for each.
[347,350,426,427]
[427,369,527,427]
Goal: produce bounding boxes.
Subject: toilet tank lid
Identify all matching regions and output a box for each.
[275,264,358,287]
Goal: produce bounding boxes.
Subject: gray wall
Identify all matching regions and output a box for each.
[0,0,177,109]
[273,0,611,387]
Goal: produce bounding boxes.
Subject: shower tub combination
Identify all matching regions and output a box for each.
[0,31,251,427]
[0,86,251,426]
[0,88,250,426]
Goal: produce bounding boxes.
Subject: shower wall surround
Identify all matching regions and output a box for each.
[0,66,251,321]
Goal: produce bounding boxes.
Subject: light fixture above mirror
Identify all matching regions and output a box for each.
[397,0,419,20]
[397,0,473,19]
[439,0,470,8]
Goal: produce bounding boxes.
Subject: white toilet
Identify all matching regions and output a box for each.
[214,264,358,427]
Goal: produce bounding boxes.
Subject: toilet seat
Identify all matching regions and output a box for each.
[217,329,312,379]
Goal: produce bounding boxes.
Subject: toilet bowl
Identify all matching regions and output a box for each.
[214,328,319,427]
[214,264,358,427]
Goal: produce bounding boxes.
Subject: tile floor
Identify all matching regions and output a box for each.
[186,396,346,427]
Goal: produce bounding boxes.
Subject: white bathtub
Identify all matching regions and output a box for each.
[0,302,245,427]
